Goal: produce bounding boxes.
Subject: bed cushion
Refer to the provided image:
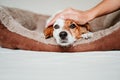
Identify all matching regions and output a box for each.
[0,6,120,52]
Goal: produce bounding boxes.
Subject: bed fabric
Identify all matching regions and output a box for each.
[0,6,120,52]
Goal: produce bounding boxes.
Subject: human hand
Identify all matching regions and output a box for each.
[46,8,93,27]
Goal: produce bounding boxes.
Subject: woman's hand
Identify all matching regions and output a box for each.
[46,8,94,27]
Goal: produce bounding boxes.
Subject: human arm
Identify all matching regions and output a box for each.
[87,0,120,19]
[46,0,120,27]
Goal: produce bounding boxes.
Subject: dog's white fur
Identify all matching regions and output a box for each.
[81,32,93,39]
[53,19,76,46]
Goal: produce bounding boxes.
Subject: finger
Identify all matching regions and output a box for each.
[46,14,64,27]
[46,16,59,27]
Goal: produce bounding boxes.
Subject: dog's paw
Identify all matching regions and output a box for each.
[81,32,93,39]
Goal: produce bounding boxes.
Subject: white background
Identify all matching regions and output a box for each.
[0,0,101,15]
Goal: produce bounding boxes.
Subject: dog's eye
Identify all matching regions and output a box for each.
[69,24,76,29]
[54,24,60,29]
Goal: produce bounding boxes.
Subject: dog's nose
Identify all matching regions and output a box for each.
[59,31,68,39]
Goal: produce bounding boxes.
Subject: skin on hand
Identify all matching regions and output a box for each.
[46,0,120,27]
[46,8,93,27]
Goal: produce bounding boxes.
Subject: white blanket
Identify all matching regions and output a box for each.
[0,47,120,80]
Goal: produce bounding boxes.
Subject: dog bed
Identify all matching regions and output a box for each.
[0,6,120,52]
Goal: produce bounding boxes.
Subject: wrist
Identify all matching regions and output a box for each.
[84,9,97,22]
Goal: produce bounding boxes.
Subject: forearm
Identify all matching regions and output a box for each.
[86,0,120,21]
[46,0,120,26]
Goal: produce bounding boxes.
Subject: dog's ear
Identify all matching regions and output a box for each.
[84,23,92,31]
[44,25,54,39]
[78,23,92,32]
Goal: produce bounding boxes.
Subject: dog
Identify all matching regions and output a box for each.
[44,18,93,47]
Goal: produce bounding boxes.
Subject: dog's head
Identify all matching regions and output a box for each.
[44,19,91,46]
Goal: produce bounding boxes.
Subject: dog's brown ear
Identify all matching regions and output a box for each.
[78,23,92,32]
[44,25,53,39]
[84,23,92,31]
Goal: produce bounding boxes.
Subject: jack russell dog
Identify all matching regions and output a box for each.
[44,17,93,47]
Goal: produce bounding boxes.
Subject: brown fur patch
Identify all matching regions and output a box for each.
[44,25,53,39]
[64,19,91,39]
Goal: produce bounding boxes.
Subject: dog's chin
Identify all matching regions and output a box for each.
[57,40,73,47]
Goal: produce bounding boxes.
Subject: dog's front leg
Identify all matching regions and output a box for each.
[81,32,93,39]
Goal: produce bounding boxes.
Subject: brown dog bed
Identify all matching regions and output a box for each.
[0,6,120,52]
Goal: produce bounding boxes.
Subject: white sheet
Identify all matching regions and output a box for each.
[0,47,120,80]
